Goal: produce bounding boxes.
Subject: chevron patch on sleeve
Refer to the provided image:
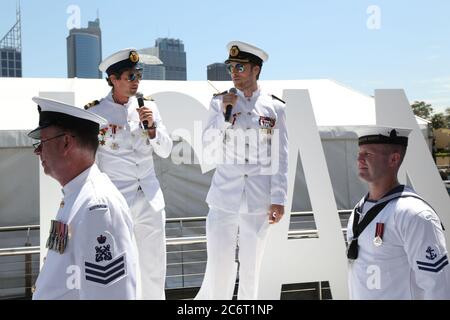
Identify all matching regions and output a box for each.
[84,253,127,286]
[417,254,449,273]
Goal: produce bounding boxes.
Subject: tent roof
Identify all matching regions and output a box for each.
[0,78,427,145]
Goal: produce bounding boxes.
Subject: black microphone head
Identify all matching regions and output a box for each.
[229,88,237,94]
[136,92,144,108]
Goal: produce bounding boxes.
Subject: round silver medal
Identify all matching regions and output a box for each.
[373,236,383,247]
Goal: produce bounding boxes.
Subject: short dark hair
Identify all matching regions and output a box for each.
[106,68,131,87]
[250,63,262,80]
[385,144,407,167]
[54,125,99,156]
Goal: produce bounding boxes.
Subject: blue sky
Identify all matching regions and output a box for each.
[1,0,449,113]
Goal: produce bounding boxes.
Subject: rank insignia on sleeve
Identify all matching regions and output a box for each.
[416,245,448,273]
[85,253,127,286]
[84,100,100,110]
[84,233,127,286]
[95,234,112,262]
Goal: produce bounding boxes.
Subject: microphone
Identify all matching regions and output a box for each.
[136,92,148,130]
[224,87,237,122]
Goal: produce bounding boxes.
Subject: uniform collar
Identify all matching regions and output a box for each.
[63,164,100,196]
[236,86,261,100]
[107,91,134,109]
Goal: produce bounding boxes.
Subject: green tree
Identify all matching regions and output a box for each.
[431,113,446,129]
[411,101,434,120]
[445,108,450,128]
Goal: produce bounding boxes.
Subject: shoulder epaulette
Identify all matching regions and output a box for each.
[143,95,155,101]
[213,90,228,98]
[84,99,100,110]
[271,94,285,104]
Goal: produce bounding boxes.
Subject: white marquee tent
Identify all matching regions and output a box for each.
[0,78,430,228]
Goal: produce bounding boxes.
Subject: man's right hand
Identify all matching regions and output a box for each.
[222,93,238,113]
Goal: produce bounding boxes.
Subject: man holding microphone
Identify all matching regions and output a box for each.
[197,41,289,300]
[85,48,172,299]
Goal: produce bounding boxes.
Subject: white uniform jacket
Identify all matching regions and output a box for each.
[33,164,138,300]
[347,185,450,299]
[88,93,173,211]
[203,88,288,213]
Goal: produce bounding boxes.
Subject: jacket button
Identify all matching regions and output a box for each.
[244,174,248,178]
[247,112,252,115]
[245,158,249,163]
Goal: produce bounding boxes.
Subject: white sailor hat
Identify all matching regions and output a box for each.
[353,125,412,147]
[99,48,141,75]
[225,41,269,66]
[28,97,107,140]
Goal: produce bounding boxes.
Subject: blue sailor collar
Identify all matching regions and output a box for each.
[354,185,419,213]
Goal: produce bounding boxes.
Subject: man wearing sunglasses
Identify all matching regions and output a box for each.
[85,48,173,300]
[197,41,288,299]
[29,97,138,299]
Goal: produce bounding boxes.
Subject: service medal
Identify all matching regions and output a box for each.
[373,236,383,247]
[373,222,384,247]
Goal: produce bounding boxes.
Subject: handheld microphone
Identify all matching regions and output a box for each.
[224,87,237,122]
[136,92,148,130]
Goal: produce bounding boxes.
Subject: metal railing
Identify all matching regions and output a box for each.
[1,210,351,299]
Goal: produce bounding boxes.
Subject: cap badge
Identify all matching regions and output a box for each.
[129,51,139,63]
[230,46,240,57]
[389,129,398,138]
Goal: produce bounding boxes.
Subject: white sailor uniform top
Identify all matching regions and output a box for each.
[203,88,288,213]
[33,164,138,300]
[347,185,450,299]
[87,93,173,210]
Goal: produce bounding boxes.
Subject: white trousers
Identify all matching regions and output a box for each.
[130,189,166,300]
[196,204,270,300]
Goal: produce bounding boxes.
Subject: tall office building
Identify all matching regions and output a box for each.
[67,17,102,78]
[137,51,165,80]
[0,6,22,78]
[207,63,231,81]
[146,38,186,80]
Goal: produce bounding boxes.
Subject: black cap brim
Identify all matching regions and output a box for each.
[28,125,49,140]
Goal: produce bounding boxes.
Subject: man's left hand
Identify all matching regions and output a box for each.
[268,204,285,224]
[136,107,154,128]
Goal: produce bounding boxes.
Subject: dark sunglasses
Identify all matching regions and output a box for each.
[126,70,143,82]
[226,63,245,74]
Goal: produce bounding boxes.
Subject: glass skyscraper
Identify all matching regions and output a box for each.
[207,63,231,81]
[137,51,165,80]
[66,18,102,79]
[146,38,187,80]
[0,7,22,78]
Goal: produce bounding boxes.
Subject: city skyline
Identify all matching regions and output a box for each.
[66,17,102,78]
[0,0,449,113]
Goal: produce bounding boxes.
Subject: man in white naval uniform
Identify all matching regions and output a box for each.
[347,126,450,299]
[86,48,172,300]
[29,97,138,299]
[197,41,288,300]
